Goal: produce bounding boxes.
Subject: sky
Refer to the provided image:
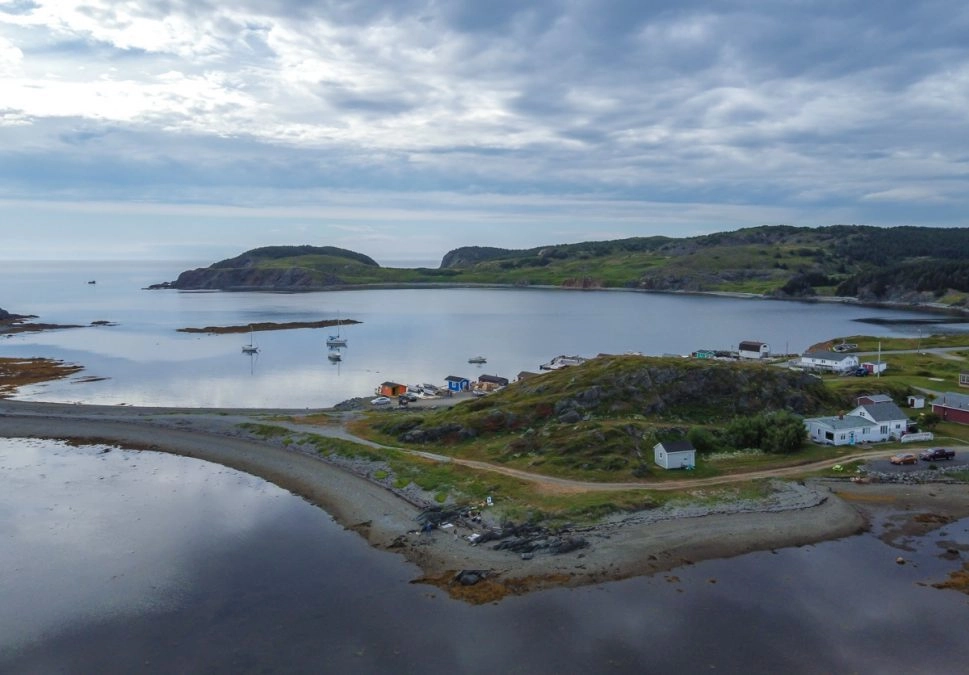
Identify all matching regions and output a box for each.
[2,1,968,264]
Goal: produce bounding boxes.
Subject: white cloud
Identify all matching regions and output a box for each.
[0,1,967,259]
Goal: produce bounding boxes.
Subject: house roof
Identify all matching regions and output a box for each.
[380,381,405,388]
[658,440,696,453]
[934,391,969,411]
[479,374,508,384]
[806,415,875,431]
[802,351,856,362]
[858,394,893,404]
[857,401,908,422]
[445,375,469,382]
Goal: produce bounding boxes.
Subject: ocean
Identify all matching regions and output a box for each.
[2,261,969,672]
[1,260,959,407]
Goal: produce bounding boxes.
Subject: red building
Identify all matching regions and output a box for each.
[932,392,969,425]
[377,381,408,397]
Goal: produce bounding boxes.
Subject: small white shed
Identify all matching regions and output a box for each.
[653,440,697,470]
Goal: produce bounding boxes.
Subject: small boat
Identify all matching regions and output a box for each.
[327,351,342,362]
[468,356,487,364]
[326,316,347,347]
[242,325,259,354]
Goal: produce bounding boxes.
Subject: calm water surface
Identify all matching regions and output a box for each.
[4,262,969,673]
[3,261,963,407]
[2,439,968,674]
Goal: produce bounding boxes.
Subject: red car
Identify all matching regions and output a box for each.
[889,453,917,465]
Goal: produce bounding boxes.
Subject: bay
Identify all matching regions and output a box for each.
[2,438,967,674]
[2,261,960,408]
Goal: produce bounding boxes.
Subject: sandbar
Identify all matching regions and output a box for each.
[3,399,964,601]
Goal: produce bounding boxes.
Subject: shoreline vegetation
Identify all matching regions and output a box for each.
[2,397,968,602]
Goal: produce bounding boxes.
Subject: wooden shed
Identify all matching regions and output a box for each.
[378,381,408,397]
[444,375,470,392]
[653,440,697,470]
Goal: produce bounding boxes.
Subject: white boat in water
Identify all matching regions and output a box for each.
[327,350,342,362]
[326,316,347,347]
[242,325,259,354]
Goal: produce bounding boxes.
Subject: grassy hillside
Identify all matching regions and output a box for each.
[164,226,969,305]
[364,355,846,481]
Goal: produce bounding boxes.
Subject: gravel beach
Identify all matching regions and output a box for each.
[4,398,964,599]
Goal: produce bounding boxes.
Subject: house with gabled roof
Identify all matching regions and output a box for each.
[798,350,860,373]
[444,375,470,392]
[804,398,910,446]
[653,440,696,470]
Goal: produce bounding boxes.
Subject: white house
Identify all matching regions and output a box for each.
[653,440,696,470]
[804,400,910,446]
[738,341,770,359]
[804,414,878,446]
[798,350,860,373]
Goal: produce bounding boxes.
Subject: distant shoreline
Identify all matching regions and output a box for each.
[149,280,969,322]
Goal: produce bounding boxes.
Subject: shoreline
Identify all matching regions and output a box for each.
[148,280,969,319]
[0,399,923,601]
[4,400,969,601]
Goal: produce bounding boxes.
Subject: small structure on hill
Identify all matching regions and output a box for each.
[907,395,925,409]
[653,440,696,470]
[738,341,770,359]
[959,373,969,388]
[539,355,586,370]
[377,381,408,397]
[478,374,509,387]
[857,393,892,406]
[444,375,470,392]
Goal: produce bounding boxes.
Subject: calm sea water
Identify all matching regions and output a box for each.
[2,438,967,674]
[1,260,960,407]
[4,262,969,673]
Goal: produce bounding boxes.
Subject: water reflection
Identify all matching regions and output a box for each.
[2,438,967,673]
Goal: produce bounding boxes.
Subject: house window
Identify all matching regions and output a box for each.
[880,425,888,434]
[825,431,833,441]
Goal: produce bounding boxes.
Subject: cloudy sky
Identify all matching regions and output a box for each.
[2,1,967,263]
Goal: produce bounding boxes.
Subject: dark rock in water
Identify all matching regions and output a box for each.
[454,570,490,586]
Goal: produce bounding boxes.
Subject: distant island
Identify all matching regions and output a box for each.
[149,225,969,311]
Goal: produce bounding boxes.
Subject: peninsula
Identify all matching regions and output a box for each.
[3,350,968,602]
[151,225,969,313]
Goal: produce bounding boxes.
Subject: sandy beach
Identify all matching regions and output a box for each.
[3,398,966,600]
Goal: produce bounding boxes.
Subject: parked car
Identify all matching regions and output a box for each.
[853,367,869,377]
[919,447,956,461]
[370,396,392,406]
[889,453,918,465]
